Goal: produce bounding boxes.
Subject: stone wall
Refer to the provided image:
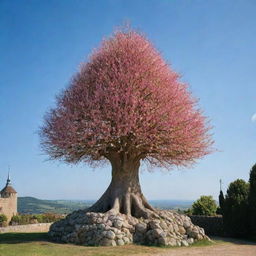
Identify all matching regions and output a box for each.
[0,216,224,236]
[190,215,224,236]
[0,223,52,233]
[49,210,209,246]
[0,194,17,222]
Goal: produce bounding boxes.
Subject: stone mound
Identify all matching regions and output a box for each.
[49,210,209,246]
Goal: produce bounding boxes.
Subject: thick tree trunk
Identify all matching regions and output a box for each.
[87,154,155,218]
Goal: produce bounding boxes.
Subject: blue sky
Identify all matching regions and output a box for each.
[1,0,256,201]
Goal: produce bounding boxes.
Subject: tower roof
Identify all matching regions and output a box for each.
[0,185,17,194]
[1,172,17,194]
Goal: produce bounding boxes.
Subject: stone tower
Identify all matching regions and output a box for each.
[0,173,17,223]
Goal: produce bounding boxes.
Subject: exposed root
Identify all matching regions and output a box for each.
[87,192,156,219]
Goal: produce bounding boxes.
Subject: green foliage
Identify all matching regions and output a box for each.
[216,207,222,215]
[248,164,256,236]
[190,239,214,247]
[0,214,7,223]
[223,179,249,237]
[10,213,63,225]
[191,196,217,216]
[184,208,193,215]
[218,190,225,214]
[0,214,8,227]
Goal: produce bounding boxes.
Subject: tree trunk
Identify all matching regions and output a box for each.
[87,154,155,218]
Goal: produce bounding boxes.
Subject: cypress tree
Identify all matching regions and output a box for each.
[223,179,249,237]
[218,190,225,214]
[248,164,256,237]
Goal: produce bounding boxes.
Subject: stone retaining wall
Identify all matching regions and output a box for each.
[190,215,224,236]
[0,215,224,238]
[49,210,209,246]
[0,223,52,233]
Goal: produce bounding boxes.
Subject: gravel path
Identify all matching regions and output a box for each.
[144,237,256,256]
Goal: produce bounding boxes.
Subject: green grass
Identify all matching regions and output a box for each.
[191,239,215,247]
[0,232,216,256]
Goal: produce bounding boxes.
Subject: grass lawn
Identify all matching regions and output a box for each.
[0,232,216,256]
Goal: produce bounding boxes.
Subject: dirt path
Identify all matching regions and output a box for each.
[143,237,256,256]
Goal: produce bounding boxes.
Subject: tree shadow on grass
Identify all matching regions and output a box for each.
[2,233,255,248]
[211,236,256,245]
[0,232,50,244]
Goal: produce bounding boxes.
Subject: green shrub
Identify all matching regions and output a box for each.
[191,195,217,216]
[10,215,20,223]
[10,213,63,225]
[184,208,193,215]
[0,214,8,227]
[10,214,30,225]
[223,179,249,237]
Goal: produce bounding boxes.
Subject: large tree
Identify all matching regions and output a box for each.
[248,164,256,236]
[40,29,213,218]
[223,179,249,237]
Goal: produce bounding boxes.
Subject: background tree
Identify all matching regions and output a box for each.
[40,28,213,218]
[217,190,225,215]
[191,195,217,216]
[223,179,249,237]
[248,164,256,237]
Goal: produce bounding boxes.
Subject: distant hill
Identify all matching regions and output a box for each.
[18,197,192,214]
[18,197,93,214]
[149,200,193,210]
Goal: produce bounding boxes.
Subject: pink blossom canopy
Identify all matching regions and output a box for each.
[40,29,213,168]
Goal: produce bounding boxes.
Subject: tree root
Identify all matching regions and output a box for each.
[87,192,156,219]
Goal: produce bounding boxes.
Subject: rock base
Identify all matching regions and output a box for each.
[49,210,209,246]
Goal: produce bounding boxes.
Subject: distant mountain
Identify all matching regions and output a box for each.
[18,197,192,214]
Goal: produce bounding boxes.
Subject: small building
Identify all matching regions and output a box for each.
[0,173,17,222]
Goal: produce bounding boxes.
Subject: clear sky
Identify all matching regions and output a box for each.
[1,0,256,201]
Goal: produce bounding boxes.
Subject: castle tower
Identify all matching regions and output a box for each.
[0,173,17,223]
